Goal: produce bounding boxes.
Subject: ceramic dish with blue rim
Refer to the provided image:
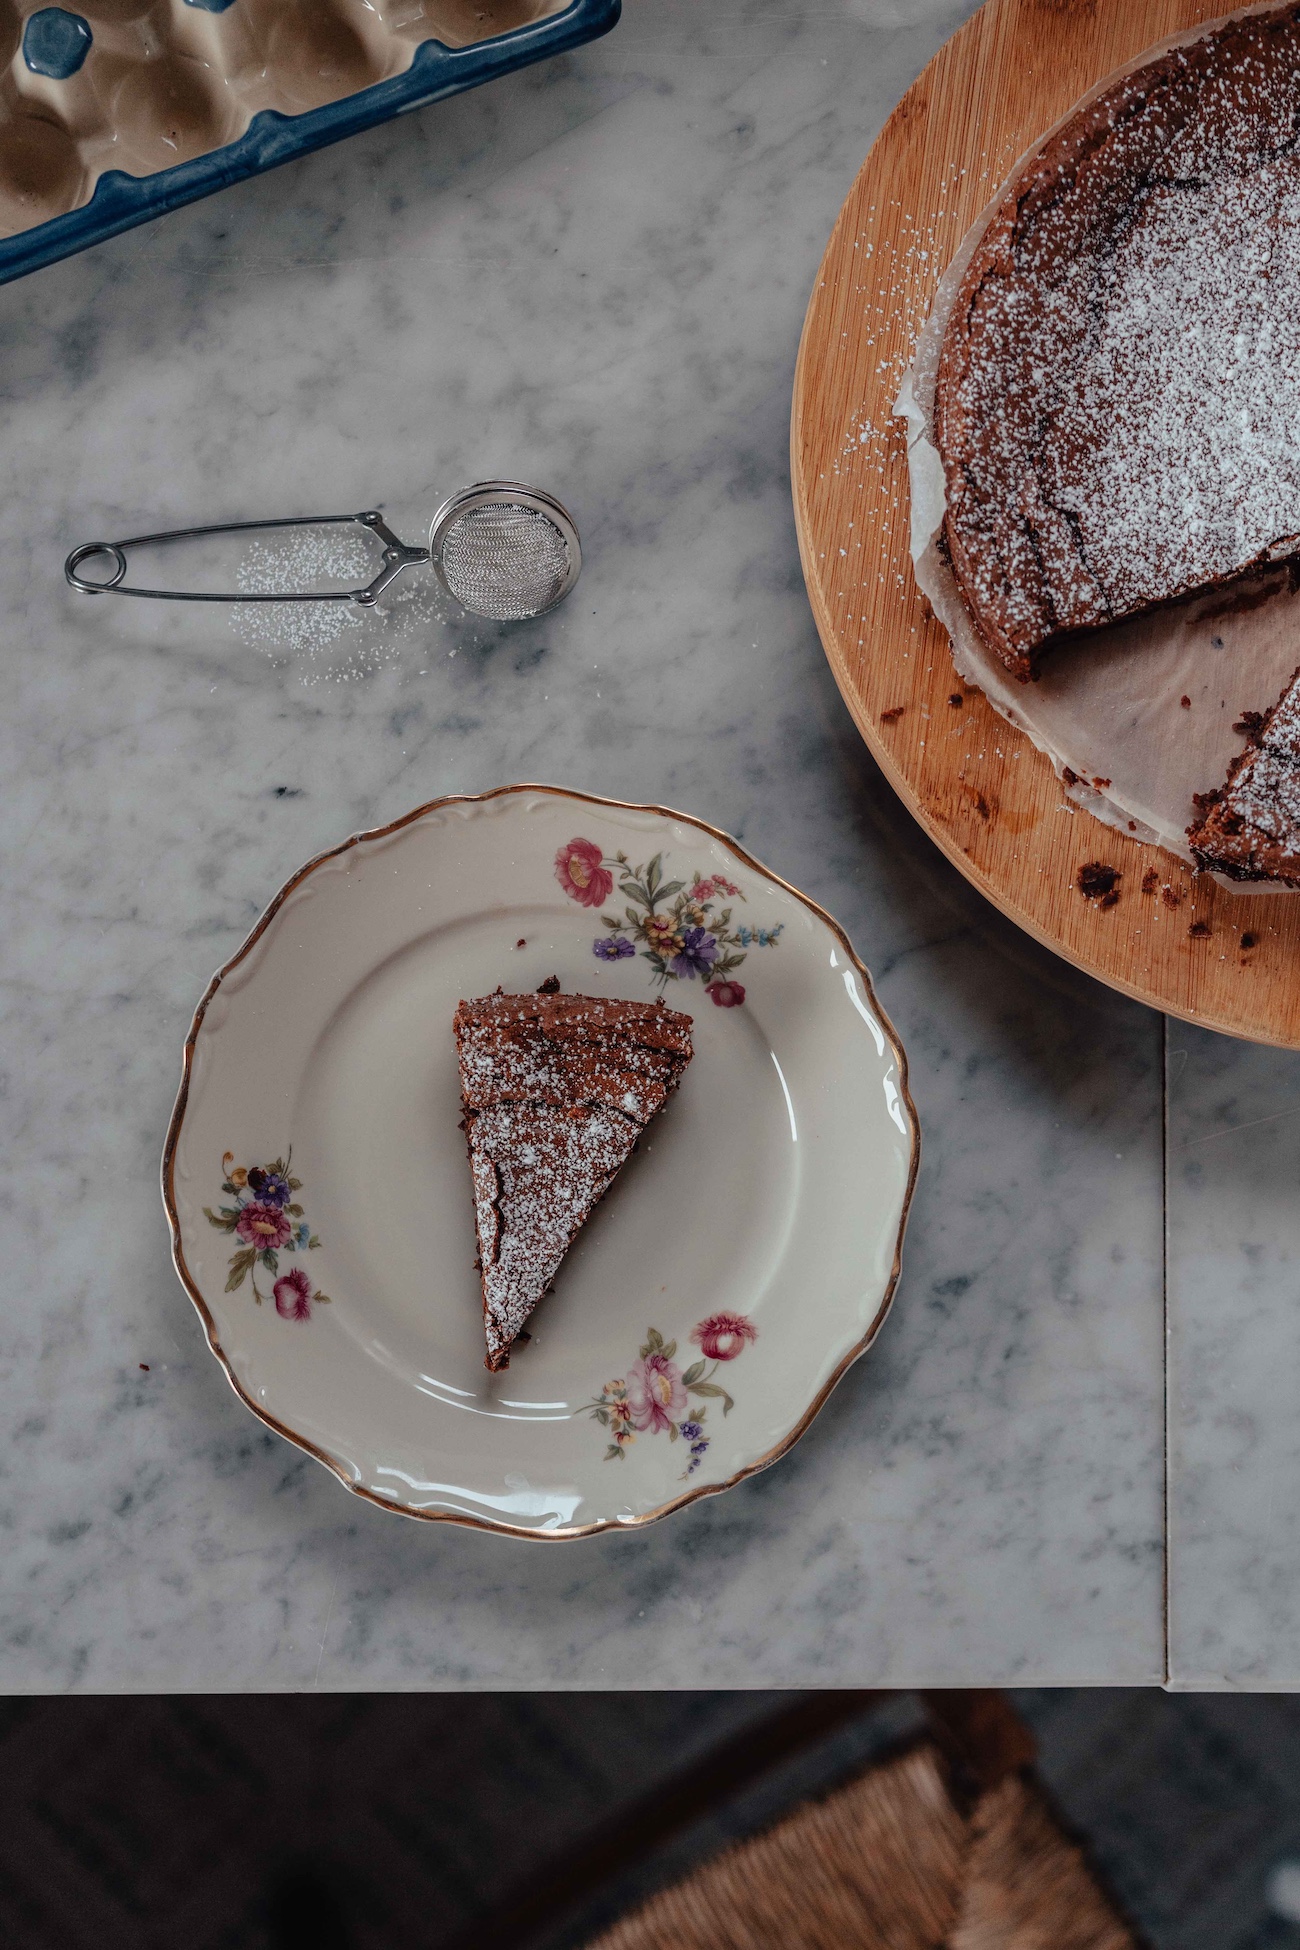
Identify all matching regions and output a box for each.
[163,786,919,1539]
[0,0,619,285]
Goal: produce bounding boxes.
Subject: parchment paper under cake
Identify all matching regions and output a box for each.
[896,0,1300,891]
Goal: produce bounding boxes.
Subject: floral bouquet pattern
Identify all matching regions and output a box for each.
[204,1152,330,1321]
[588,1313,757,1478]
[554,838,783,1008]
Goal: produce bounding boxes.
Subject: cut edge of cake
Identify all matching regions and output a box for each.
[1187,665,1300,886]
[932,4,1300,683]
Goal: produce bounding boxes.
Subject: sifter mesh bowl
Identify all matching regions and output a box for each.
[430,484,581,621]
[66,480,582,622]
[437,504,572,621]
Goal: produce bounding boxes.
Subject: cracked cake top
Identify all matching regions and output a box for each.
[934,4,1300,681]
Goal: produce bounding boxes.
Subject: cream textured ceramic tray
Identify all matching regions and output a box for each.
[0,0,619,282]
[163,786,919,1538]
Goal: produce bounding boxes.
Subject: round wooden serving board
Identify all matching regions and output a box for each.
[792,0,1300,1048]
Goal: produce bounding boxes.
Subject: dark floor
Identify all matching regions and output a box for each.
[3,1689,1300,1949]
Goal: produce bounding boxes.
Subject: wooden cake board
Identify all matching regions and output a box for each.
[791,0,1300,1048]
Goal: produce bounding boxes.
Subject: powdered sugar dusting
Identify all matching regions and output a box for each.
[454,990,694,1370]
[470,1104,640,1368]
[1048,161,1300,616]
[937,4,1300,676]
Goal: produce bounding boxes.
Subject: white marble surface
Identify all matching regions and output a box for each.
[1167,1029,1300,1690]
[0,0,1167,1691]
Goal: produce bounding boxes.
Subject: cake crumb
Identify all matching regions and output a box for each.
[1077,861,1122,907]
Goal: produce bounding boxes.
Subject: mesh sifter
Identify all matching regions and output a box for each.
[64,481,581,622]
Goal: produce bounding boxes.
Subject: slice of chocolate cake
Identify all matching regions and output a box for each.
[1188,668,1300,886]
[934,5,1300,681]
[454,983,694,1372]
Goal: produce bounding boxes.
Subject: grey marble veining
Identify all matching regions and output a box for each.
[1167,1029,1300,1690]
[0,0,1165,1691]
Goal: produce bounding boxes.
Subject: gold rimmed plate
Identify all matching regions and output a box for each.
[163,786,918,1538]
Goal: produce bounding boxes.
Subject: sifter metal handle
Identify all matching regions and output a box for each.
[64,510,429,606]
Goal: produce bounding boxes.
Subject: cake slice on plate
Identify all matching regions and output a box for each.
[1188,668,1300,887]
[454,982,694,1372]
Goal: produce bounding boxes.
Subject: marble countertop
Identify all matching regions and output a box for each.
[2,0,1270,1693]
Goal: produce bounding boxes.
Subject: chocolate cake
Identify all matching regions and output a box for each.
[454,984,694,1372]
[934,5,1300,682]
[1188,667,1300,885]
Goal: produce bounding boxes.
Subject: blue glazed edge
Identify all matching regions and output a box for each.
[0,0,621,285]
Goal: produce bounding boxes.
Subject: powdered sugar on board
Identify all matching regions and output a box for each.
[896,0,1300,891]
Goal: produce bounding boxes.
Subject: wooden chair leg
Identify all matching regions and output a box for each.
[921,1689,1037,1795]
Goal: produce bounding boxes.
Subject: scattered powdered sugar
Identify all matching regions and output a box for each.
[230,527,374,661]
[227,522,478,683]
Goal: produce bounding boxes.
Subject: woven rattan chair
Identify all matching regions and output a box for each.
[445,1692,1140,1950]
[581,1693,1138,1950]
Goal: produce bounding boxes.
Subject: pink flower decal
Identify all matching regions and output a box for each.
[589,1320,755,1474]
[626,1351,688,1433]
[555,837,614,909]
[692,1312,757,1362]
[236,1202,291,1252]
[706,979,746,1008]
[274,1267,313,1321]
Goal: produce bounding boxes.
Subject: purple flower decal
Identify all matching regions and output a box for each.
[594,935,635,961]
[670,926,717,980]
[247,1166,291,1208]
[680,1417,710,1477]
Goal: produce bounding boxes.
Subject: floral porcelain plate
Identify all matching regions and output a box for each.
[163,786,918,1538]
